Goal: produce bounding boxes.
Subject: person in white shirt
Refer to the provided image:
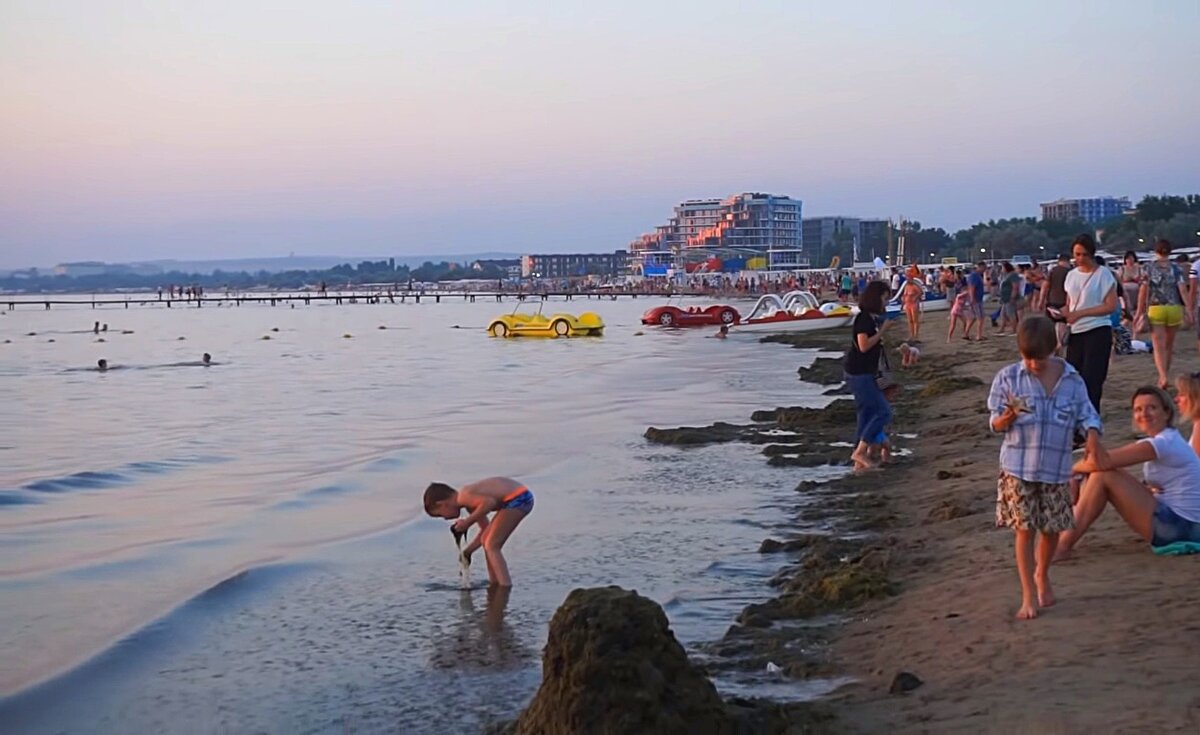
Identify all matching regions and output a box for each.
[1057,386,1200,558]
[1062,234,1118,412]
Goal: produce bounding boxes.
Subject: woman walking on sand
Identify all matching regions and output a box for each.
[1063,234,1118,412]
[1118,251,1144,339]
[902,275,923,341]
[1137,239,1192,390]
[845,281,894,470]
[947,271,971,342]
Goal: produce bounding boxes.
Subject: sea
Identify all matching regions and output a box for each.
[0,295,844,734]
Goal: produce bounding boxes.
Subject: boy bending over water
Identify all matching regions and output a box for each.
[988,316,1104,619]
[423,477,534,587]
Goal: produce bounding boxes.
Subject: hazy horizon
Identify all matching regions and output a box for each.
[3,1,1198,269]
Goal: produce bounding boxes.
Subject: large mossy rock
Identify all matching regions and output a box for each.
[514,586,731,735]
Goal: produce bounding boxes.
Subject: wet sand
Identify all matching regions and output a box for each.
[820,311,1200,732]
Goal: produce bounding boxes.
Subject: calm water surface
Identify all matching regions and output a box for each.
[0,297,842,733]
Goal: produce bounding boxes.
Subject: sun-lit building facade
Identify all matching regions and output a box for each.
[628,193,803,272]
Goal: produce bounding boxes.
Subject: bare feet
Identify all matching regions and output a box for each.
[851,455,880,473]
[1036,578,1056,608]
[1016,602,1038,620]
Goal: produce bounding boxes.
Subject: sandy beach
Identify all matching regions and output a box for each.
[822,310,1200,733]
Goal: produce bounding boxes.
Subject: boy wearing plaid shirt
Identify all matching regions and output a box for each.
[988,316,1105,620]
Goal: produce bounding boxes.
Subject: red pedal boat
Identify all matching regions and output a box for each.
[641,303,740,327]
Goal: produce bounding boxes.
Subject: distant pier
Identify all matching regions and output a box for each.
[0,290,723,311]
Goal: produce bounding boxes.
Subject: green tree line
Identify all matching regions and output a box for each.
[0,259,513,294]
[823,193,1199,266]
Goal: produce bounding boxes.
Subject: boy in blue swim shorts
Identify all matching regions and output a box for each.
[424,476,533,587]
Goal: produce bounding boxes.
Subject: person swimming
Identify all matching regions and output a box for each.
[202,353,212,365]
[97,359,108,371]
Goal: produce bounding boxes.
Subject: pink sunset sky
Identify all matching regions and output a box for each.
[1,0,1197,267]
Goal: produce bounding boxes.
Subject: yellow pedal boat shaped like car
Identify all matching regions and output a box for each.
[487,309,605,338]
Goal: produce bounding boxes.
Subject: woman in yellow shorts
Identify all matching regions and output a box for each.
[1138,239,1193,389]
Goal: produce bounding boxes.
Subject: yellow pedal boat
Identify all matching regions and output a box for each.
[487,306,604,338]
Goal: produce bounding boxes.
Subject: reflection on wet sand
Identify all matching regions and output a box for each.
[430,586,534,671]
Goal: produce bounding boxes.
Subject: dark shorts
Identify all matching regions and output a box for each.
[500,488,534,512]
[1151,502,1200,548]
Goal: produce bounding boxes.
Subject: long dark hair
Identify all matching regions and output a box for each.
[1072,233,1097,257]
[858,280,890,315]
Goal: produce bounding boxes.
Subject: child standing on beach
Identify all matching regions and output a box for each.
[988,316,1104,619]
[423,477,533,587]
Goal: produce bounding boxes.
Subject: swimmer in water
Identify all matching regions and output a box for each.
[424,477,534,588]
[202,353,212,365]
[93,321,100,334]
[713,324,729,339]
[97,358,108,371]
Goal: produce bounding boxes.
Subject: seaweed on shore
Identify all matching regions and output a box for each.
[630,348,990,731]
[796,356,845,386]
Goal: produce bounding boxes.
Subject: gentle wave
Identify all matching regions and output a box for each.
[0,561,314,725]
[14,455,231,500]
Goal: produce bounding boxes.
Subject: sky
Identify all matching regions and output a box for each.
[1,0,1198,268]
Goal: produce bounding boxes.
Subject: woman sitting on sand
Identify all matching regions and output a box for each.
[1056,386,1200,558]
[1176,372,1200,457]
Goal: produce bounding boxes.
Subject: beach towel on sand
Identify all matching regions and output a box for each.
[1151,541,1200,556]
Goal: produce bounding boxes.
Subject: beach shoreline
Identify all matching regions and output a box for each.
[812,311,1200,732]
[642,309,1200,732]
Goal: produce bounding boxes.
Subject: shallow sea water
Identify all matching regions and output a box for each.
[0,295,844,734]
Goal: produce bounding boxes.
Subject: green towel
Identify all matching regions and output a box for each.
[1151,541,1200,556]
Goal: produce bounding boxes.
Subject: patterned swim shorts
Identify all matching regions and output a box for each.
[995,472,1075,532]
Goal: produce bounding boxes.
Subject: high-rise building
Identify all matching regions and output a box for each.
[801,217,891,263]
[629,193,803,259]
[1040,196,1131,225]
[857,219,889,257]
[802,217,858,265]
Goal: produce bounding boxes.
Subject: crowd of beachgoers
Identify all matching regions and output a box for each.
[838,233,1200,622]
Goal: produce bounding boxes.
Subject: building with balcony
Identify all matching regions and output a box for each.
[628,192,803,271]
[1040,196,1131,225]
